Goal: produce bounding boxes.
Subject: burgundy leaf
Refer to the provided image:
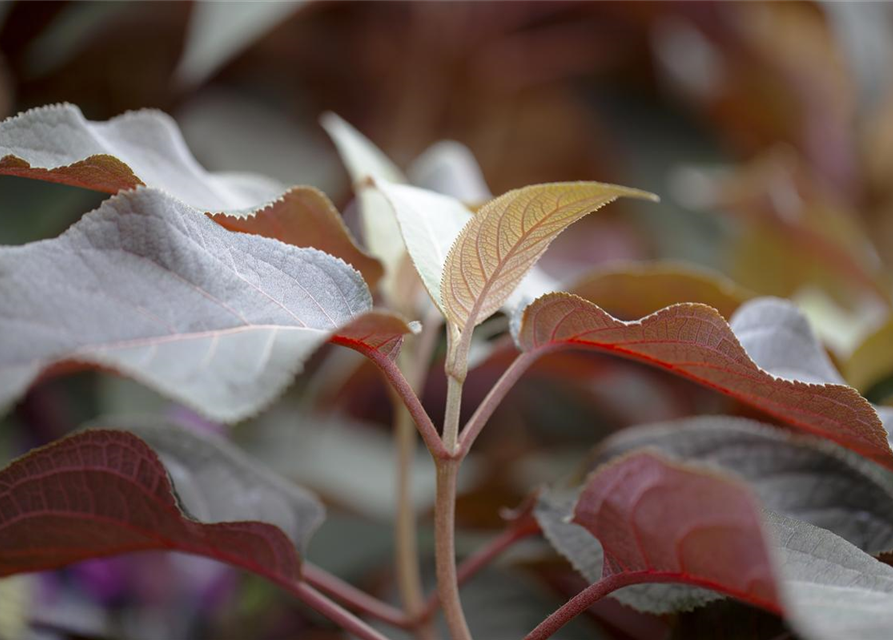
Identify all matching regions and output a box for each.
[573,452,780,610]
[0,430,302,584]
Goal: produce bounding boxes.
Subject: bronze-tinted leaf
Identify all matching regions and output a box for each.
[515,293,892,466]
[212,186,383,290]
[441,182,657,330]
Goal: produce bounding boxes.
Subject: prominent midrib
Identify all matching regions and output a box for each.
[4,324,329,370]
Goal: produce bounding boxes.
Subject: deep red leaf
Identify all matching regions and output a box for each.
[573,452,780,610]
[0,430,301,584]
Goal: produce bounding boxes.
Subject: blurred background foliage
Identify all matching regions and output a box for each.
[3,2,893,639]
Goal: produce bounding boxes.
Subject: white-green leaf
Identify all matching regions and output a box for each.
[0,103,285,211]
[320,112,407,297]
[374,180,473,313]
[0,187,411,422]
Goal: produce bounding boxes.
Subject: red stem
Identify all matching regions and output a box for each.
[525,571,784,640]
[421,518,540,621]
[303,564,411,629]
[458,350,542,456]
[361,348,450,459]
[285,581,394,640]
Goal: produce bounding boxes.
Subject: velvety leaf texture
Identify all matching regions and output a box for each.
[108,417,324,553]
[588,416,893,555]
[0,430,303,583]
[541,454,893,639]
[0,104,284,210]
[211,185,383,289]
[441,182,658,329]
[534,490,720,615]
[0,187,412,422]
[768,511,893,640]
[514,293,893,466]
[573,452,781,611]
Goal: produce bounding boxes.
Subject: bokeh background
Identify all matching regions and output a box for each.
[2,2,893,639]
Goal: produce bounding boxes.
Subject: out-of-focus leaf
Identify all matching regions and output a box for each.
[212,186,384,290]
[320,112,408,298]
[241,412,438,521]
[569,261,753,320]
[0,576,33,640]
[407,140,492,204]
[105,416,325,553]
[0,187,414,422]
[514,293,893,466]
[844,317,893,398]
[588,416,893,554]
[0,430,306,583]
[176,1,305,87]
[0,104,284,210]
[676,149,888,308]
[442,182,657,330]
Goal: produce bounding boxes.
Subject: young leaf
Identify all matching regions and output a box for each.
[211,186,383,289]
[0,429,305,583]
[175,1,304,87]
[0,187,414,422]
[407,140,492,203]
[320,112,407,296]
[0,104,285,210]
[587,416,893,555]
[514,293,893,467]
[374,180,473,314]
[569,261,754,320]
[573,451,782,610]
[441,182,658,330]
[106,416,325,551]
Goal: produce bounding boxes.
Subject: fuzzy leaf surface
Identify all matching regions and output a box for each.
[0,104,284,210]
[109,417,324,553]
[515,293,892,466]
[574,451,781,608]
[0,430,306,583]
[560,453,893,640]
[588,416,893,555]
[441,182,657,329]
[0,187,412,422]
[211,185,383,289]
